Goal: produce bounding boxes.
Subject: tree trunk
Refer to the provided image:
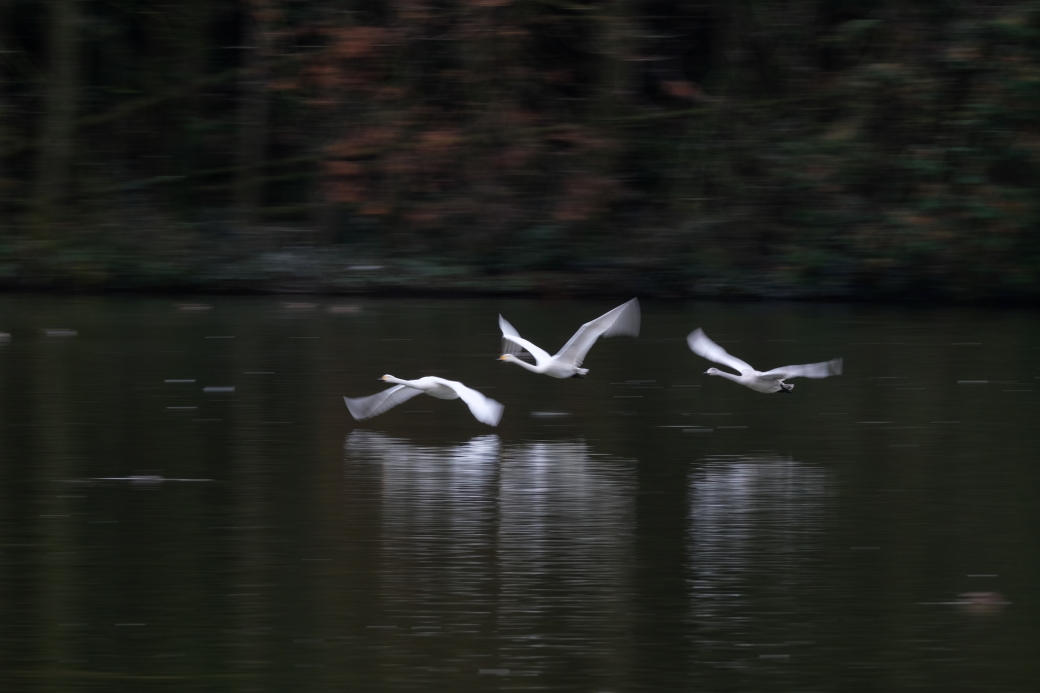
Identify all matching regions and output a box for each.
[594,0,635,123]
[34,0,81,223]
[0,0,9,227]
[166,0,212,214]
[307,1,340,246]
[234,0,274,237]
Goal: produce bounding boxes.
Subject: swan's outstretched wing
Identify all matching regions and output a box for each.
[439,380,505,427]
[344,385,423,420]
[759,358,843,381]
[553,298,641,368]
[499,315,524,356]
[687,328,754,375]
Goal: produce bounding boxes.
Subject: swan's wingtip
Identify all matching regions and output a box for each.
[342,396,364,420]
[483,401,505,427]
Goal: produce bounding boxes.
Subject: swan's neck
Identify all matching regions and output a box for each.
[506,355,544,373]
[710,370,743,384]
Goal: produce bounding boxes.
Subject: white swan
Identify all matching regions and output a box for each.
[344,375,504,426]
[497,298,640,378]
[687,328,842,394]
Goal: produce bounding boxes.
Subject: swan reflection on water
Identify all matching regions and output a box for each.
[343,431,636,661]
[345,431,503,552]
[688,455,833,628]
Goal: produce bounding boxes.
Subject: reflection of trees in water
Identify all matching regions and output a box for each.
[687,456,833,629]
[344,431,635,671]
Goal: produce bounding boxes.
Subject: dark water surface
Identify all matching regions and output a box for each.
[0,296,1038,692]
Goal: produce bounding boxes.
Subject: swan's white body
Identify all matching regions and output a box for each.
[498,298,640,378]
[687,328,842,394]
[344,375,504,426]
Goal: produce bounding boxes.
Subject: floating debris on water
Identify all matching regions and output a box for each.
[957,592,1009,615]
[92,476,212,484]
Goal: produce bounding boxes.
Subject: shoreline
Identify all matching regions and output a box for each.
[0,265,1036,307]
[0,239,1035,305]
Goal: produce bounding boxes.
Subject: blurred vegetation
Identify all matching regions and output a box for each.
[2,0,1040,299]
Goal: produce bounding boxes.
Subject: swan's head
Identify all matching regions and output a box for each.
[380,374,393,381]
[498,354,518,364]
[704,367,722,376]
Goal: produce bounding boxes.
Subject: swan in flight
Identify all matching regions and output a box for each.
[344,375,504,426]
[498,298,640,378]
[687,328,842,393]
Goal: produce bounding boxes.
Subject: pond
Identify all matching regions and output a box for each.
[0,296,1038,692]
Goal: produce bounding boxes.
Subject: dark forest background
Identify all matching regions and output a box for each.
[3,0,1040,299]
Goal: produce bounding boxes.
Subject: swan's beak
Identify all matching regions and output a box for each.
[497,355,508,361]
